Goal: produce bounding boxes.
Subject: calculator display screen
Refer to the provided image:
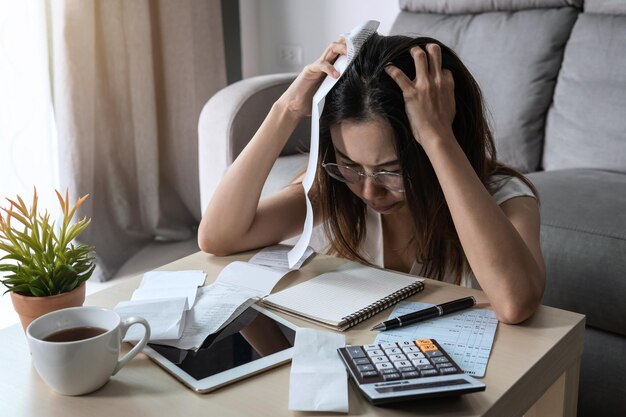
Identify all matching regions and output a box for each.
[147,306,296,381]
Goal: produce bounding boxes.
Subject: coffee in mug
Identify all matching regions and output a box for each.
[26,306,151,396]
[43,326,108,342]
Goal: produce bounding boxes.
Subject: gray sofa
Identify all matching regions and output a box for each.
[198,0,626,415]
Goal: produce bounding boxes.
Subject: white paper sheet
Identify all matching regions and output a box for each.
[131,287,198,311]
[164,259,296,349]
[115,270,205,341]
[153,283,260,350]
[288,328,348,412]
[133,258,298,350]
[216,261,290,295]
[249,244,315,271]
[139,270,206,288]
[374,301,499,377]
[287,20,380,268]
[115,297,188,341]
[188,247,311,347]
[132,270,206,310]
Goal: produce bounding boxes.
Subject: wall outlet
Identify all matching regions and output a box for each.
[278,45,303,67]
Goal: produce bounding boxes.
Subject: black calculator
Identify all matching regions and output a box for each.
[337,338,486,405]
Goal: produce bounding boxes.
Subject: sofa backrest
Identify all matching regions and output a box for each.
[543,0,626,172]
[391,0,581,173]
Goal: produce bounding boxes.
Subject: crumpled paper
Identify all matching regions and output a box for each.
[288,328,348,413]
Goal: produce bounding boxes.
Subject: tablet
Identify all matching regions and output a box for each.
[141,304,298,393]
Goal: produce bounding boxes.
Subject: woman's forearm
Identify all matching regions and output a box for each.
[422,132,545,323]
[199,38,348,256]
[198,101,302,254]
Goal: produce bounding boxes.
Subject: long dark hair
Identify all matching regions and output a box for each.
[315,34,537,284]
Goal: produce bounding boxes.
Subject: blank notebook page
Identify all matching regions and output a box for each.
[263,262,422,324]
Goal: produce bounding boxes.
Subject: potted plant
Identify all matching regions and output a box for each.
[0,189,95,330]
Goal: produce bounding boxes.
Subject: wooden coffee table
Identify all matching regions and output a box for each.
[0,251,585,417]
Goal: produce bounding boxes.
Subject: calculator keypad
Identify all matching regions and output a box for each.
[338,339,461,384]
[337,338,486,404]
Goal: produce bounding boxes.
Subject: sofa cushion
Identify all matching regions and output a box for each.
[585,0,626,14]
[543,13,626,172]
[391,7,578,172]
[526,169,626,335]
[400,0,581,14]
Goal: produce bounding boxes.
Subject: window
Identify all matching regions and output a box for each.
[0,0,59,209]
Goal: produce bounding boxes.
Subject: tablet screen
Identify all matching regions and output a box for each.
[147,306,296,381]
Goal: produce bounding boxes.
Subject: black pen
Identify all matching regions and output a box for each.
[371,296,476,331]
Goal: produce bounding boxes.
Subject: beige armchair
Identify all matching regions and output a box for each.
[198,73,311,213]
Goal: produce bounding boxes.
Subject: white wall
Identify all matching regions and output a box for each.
[240,0,400,78]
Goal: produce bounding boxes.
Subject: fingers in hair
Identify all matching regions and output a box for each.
[426,43,442,78]
[384,64,413,91]
[410,46,429,81]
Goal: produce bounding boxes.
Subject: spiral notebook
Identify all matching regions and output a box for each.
[261,262,425,331]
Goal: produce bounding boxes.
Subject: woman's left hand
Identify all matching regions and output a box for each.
[385,43,456,146]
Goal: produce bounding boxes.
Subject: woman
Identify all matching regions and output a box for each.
[199,34,546,324]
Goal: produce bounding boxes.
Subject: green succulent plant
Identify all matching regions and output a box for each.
[0,189,95,296]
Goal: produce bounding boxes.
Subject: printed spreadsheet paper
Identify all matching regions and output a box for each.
[374,301,498,377]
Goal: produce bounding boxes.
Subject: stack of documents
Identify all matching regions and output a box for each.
[115,270,206,341]
[164,245,314,350]
[375,301,498,377]
[115,245,315,351]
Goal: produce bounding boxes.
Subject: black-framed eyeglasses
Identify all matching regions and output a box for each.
[321,148,405,193]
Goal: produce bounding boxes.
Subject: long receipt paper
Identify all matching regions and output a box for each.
[375,301,498,377]
[287,20,380,268]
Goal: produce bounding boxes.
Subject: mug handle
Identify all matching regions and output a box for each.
[113,316,151,375]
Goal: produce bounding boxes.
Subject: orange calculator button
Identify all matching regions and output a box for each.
[419,344,438,352]
[415,339,438,351]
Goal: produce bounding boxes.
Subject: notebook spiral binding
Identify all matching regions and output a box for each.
[341,280,425,329]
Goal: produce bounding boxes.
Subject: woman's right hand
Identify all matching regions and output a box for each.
[277,37,347,119]
[200,39,346,257]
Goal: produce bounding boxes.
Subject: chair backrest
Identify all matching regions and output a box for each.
[198,73,310,212]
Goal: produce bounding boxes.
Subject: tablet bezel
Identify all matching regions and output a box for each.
[140,304,298,393]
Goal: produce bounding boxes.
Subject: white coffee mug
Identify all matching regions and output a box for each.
[26,306,151,396]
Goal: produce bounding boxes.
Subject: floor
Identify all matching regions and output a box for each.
[0,238,200,330]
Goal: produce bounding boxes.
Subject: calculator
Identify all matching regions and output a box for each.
[337,339,485,405]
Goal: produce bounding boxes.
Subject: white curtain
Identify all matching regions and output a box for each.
[0,0,60,210]
[48,0,227,280]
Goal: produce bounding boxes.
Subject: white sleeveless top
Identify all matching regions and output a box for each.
[309,176,536,290]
